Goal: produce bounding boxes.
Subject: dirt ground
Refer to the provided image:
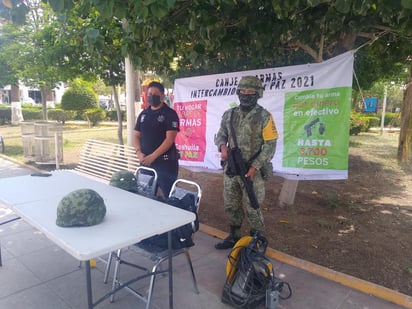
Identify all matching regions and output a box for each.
[179,132,412,296]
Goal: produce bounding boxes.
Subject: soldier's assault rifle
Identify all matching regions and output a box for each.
[226,147,260,210]
[226,108,260,210]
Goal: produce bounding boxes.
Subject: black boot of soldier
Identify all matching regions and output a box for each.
[215,225,241,250]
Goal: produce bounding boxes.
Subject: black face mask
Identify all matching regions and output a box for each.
[148,95,162,107]
[238,93,258,111]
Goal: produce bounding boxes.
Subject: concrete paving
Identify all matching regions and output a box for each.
[0,155,411,309]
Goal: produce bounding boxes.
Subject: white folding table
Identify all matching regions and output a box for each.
[0,170,195,309]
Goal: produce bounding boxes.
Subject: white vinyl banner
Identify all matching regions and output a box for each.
[173,51,354,180]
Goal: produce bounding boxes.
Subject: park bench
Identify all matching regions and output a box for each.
[74,139,142,269]
[73,139,140,182]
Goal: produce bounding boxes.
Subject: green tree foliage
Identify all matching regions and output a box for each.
[0,23,22,88]
[3,1,411,76]
[2,0,412,161]
[50,3,125,86]
[51,1,410,92]
[61,80,98,111]
[0,1,86,119]
[42,2,129,142]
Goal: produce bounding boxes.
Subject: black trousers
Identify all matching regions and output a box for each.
[150,159,179,197]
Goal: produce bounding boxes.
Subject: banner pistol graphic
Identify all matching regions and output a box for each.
[304,117,320,137]
[318,122,325,135]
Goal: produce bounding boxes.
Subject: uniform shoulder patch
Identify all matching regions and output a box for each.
[262,114,278,141]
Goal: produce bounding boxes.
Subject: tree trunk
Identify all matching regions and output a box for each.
[40,86,48,121]
[125,57,137,147]
[10,84,19,102]
[112,84,124,145]
[45,88,54,102]
[397,64,412,163]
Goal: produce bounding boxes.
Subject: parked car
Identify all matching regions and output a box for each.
[98,96,113,110]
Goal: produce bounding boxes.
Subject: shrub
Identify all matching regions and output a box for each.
[350,112,369,135]
[381,112,401,127]
[0,106,11,124]
[106,110,126,121]
[84,108,106,126]
[22,108,42,120]
[74,111,84,120]
[48,109,76,124]
[366,116,380,128]
[61,81,98,111]
[1,105,45,122]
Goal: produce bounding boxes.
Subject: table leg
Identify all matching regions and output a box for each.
[85,260,93,309]
[168,230,173,309]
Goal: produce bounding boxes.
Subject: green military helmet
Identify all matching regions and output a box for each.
[56,188,106,227]
[237,76,263,98]
[109,170,137,193]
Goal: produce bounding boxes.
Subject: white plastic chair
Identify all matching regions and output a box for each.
[109,178,202,309]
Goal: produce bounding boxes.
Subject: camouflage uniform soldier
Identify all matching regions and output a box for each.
[214,76,278,249]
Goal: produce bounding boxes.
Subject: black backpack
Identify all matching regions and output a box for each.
[137,193,198,252]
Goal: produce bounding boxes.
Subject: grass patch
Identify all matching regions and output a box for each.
[324,192,341,209]
[316,218,334,229]
[0,122,127,167]
[402,264,412,275]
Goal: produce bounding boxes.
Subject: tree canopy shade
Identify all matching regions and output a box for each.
[0,1,87,119]
[2,0,412,162]
[0,23,20,88]
[2,1,411,86]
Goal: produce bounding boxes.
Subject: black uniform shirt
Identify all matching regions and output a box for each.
[135,104,180,159]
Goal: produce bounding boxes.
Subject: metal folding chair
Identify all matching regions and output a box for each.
[109,178,202,309]
[101,166,158,283]
[134,166,158,197]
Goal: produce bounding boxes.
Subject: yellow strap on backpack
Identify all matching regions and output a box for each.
[225,235,273,283]
[225,236,252,283]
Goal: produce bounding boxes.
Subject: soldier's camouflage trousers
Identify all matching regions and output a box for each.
[223,169,265,232]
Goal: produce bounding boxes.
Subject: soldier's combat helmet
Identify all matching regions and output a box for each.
[56,188,106,227]
[236,76,263,98]
[109,170,138,193]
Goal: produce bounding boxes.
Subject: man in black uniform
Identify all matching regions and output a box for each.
[133,81,180,197]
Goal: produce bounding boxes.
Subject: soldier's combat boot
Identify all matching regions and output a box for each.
[215,225,241,250]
